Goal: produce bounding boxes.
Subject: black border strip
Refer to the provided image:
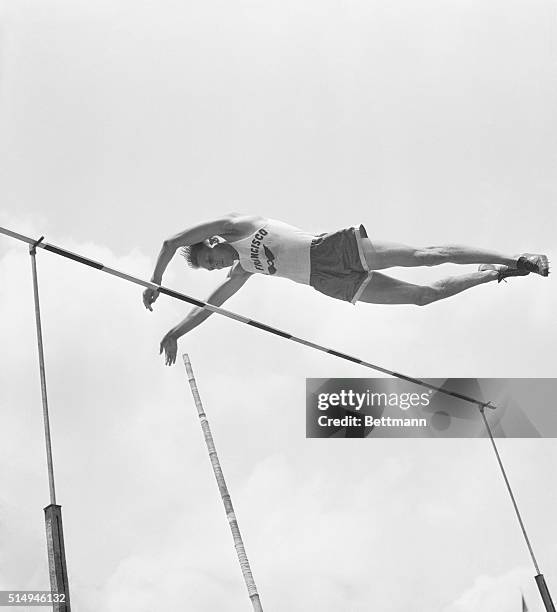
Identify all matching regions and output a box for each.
[43,245,104,270]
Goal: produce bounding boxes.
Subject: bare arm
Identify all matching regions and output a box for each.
[160,266,252,365]
[143,213,262,310]
[150,214,238,285]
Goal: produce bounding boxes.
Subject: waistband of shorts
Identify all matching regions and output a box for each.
[354,224,370,272]
[350,224,372,304]
[310,224,368,248]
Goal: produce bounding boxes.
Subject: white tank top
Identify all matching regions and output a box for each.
[229,219,315,284]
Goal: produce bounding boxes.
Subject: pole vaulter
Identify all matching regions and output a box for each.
[1,224,554,612]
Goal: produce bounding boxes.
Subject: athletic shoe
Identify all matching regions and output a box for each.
[516,254,550,277]
[478,264,530,284]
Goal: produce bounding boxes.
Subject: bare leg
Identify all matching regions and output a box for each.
[358,269,500,305]
[361,239,518,270]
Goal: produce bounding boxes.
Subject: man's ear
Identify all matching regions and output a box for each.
[227,261,239,278]
[206,236,222,247]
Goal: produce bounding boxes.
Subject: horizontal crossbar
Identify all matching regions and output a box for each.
[0,225,494,410]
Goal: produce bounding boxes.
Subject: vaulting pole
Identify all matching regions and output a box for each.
[183,354,263,611]
[29,239,71,612]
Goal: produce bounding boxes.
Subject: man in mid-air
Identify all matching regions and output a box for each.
[142,213,549,365]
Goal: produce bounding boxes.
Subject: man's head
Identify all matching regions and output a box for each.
[181,239,237,271]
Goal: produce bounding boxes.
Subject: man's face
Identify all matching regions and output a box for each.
[197,244,234,271]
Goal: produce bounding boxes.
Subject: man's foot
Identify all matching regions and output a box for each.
[478,264,530,283]
[516,253,550,277]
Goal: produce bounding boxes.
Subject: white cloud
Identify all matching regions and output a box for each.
[444,568,545,612]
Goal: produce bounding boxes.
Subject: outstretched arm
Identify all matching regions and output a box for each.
[143,213,260,310]
[160,266,252,365]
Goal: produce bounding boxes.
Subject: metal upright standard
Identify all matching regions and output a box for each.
[479,407,555,612]
[29,239,71,612]
[183,354,264,612]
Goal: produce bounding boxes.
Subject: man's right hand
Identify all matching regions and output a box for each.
[160,331,178,366]
[143,287,160,311]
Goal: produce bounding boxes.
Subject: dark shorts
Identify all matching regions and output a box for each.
[309,225,373,304]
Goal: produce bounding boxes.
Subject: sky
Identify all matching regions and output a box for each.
[0,0,556,610]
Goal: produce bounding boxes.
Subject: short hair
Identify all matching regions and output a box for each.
[180,242,205,268]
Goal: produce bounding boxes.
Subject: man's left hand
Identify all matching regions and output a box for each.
[143,287,160,311]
